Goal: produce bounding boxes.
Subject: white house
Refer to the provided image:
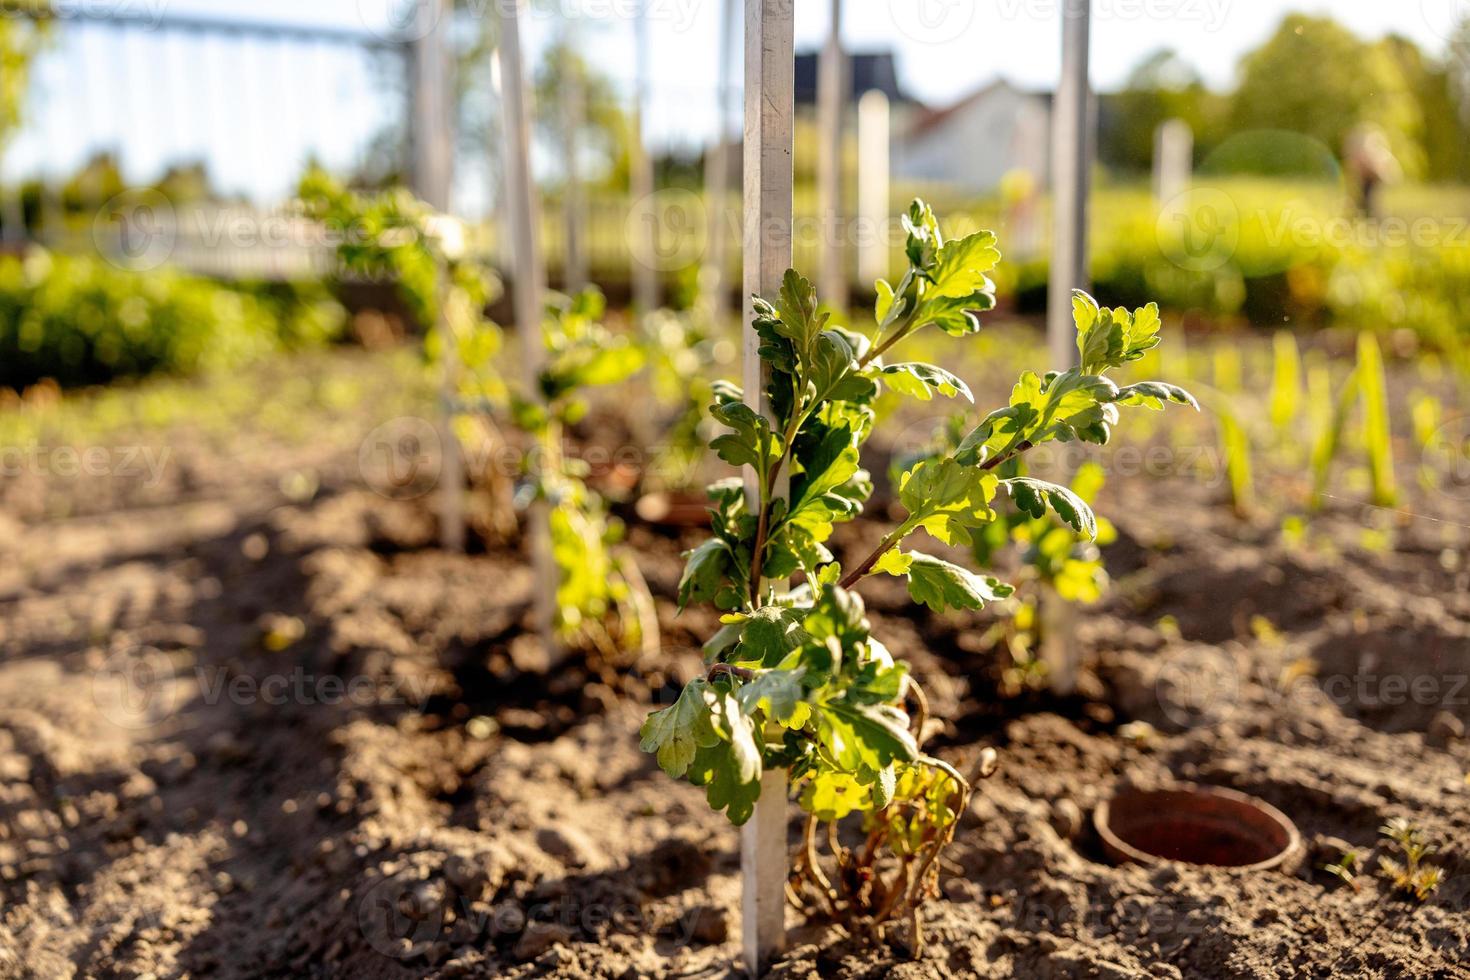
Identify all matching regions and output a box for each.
[895,79,1052,194]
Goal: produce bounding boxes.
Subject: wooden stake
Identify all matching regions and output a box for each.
[816,0,845,315]
[630,1,658,316]
[1044,0,1092,694]
[411,0,463,554]
[1046,0,1091,371]
[855,89,890,289]
[496,0,558,649]
[742,2,793,973]
[560,21,589,291]
[699,0,737,330]
[1152,117,1193,208]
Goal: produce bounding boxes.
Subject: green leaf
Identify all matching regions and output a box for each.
[1002,477,1098,538]
[1075,292,1164,374]
[678,538,733,610]
[687,741,763,825]
[789,424,860,516]
[898,458,998,546]
[801,770,867,821]
[735,668,808,726]
[774,269,827,358]
[904,551,1014,612]
[1074,290,1122,374]
[871,764,898,809]
[708,690,762,785]
[807,329,858,403]
[639,679,719,778]
[874,278,898,325]
[903,199,942,272]
[849,647,909,704]
[872,548,914,576]
[955,370,1045,465]
[820,700,919,770]
[926,229,999,300]
[1113,380,1198,411]
[732,606,810,667]
[544,341,644,396]
[1126,302,1162,360]
[709,399,781,471]
[881,362,973,402]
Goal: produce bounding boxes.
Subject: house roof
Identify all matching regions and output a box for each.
[907,78,1052,138]
[793,50,913,106]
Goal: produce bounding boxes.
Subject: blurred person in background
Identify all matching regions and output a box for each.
[1344,123,1402,221]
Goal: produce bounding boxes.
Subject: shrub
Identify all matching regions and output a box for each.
[641,200,1195,948]
[0,249,344,390]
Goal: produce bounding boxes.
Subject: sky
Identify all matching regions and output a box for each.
[157,0,1459,96]
[5,0,1462,205]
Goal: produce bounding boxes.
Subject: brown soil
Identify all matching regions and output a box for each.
[2,350,1469,979]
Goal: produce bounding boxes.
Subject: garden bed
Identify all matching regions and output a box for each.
[1,347,1467,979]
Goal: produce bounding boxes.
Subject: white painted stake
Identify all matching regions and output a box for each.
[699,0,737,330]
[1044,0,1092,694]
[742,2,793,974]
[1152,117,1193,208]
[855,89,890,289]
[496,0,558,649]
[561,21,589,291]
[816,0,845,314]
[411,0,464,554]
[630,1,658,315]
[1047,0,1091,371]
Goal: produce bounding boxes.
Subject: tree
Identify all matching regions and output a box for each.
[1228,14,1422,177]
[0,6,48,153]
[1101,48,1218,176]
[1382,34,1469,183]
[532,39,631,192]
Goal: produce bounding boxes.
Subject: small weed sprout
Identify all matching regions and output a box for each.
[1378,817,1444,902]
[1321,850,1362,892]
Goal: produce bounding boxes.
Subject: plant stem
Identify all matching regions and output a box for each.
[837,525,907,590]
[748,412,804,606]
[836,439,1033,591]
[706,663,755,683]
[857,321,914,370]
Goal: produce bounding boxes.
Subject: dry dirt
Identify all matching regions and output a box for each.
[1,350,1469,979]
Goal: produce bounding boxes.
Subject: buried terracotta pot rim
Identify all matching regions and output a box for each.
[1094,783,1304,874]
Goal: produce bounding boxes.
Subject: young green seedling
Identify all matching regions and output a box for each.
[299,172,656,667]
[961,461,1114,695]
[1357,332,1397,508]
[641,200,1196,949]
[517,288,656,664]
